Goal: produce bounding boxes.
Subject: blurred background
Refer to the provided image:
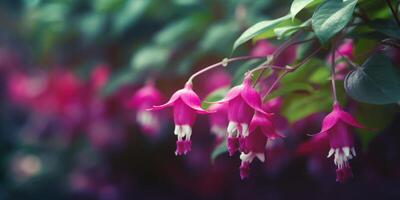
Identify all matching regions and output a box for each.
[0,0,399,199]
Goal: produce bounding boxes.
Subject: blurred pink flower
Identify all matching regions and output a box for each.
[130,82,164,135]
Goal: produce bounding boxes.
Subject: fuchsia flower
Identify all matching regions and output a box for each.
[239,112,283,179]
[149,82,211,155]
[208,103,229,141]
[314,103,364,182]
[130,82,164,135]
[215,76,272,156]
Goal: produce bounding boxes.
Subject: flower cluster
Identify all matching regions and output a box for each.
[147,39,366,182]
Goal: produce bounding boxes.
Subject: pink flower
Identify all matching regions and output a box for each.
[250,40,275,57]
[239,112,283,179]
[149,82,211,155]
[314,103,364,182]
[130,82,163,135]
[215,77,271,156]
[90,64,110,91]
[208,103,229,141]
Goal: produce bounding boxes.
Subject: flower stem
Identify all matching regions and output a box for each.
[386,0,400,26]
[331,43,338,104]
[186,55,266,84]
[253,33,314,86]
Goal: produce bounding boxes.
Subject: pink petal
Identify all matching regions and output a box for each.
[180,88,212,114]
[313,111,340,135]
[241,84,272,117]
[212,85,242,104]
[148,89,182,111]
[338,110,364,129]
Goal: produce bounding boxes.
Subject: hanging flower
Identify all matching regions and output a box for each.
[239,112,283,179]
[215,76,272,156]
[314,103,364,182]
[130,82,163,135]
[149,82,211,155]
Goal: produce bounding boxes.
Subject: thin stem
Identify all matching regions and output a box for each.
[263,71,289,97]
[291,46,321,70]
[331,43,338,104]
[252,31,306,86]
[386,0,400,26]
[186,55,266,84]
[336,50,359,69]
[246,64,292,79]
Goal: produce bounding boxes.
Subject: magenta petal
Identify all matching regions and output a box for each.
[213,85,242,104]
[227,137,239,156]
[241,85,272,117]
[180,88,211,114]
[314,111,339,135]
[239,137,249,154]
[148,90,182,111]
[175,140,186,156]
[338,110,364,129]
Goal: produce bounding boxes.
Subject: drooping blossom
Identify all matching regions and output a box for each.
[314,103,364,182]
[208,103,229,142]
[239,112,283,179]
[149,82,211,155]
[215,76,271,156]
[130,82,164,135]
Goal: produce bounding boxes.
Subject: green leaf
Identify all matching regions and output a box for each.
[112,0,150,35]
[273,19,310,40]
[264,82,314,101]
[312,0,357,44]
[282,90,331,123]
[155,13,209,47]
[199,22,239,52]
[290,0,315,20]
[369,19,400,39]
[130,46,170,71]
[211,140,227,163]
[344,53,400,104]
[233,14,291,51]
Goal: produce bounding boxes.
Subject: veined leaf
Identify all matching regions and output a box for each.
[290,0,315,20]
[344,53,400,104]
[312,0,357,44]
[233,15,291,51]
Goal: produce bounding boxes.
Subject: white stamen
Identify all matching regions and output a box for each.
[327,148,335,158]
[255,153,265,162]
[240,152,256,163]
[174,125,192,141]
[328,146,356,169]
[227,121,239,137]
[343,147,350,157]
[182,125,192,141]
[351,147,356,156]
[241,123,249,137]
